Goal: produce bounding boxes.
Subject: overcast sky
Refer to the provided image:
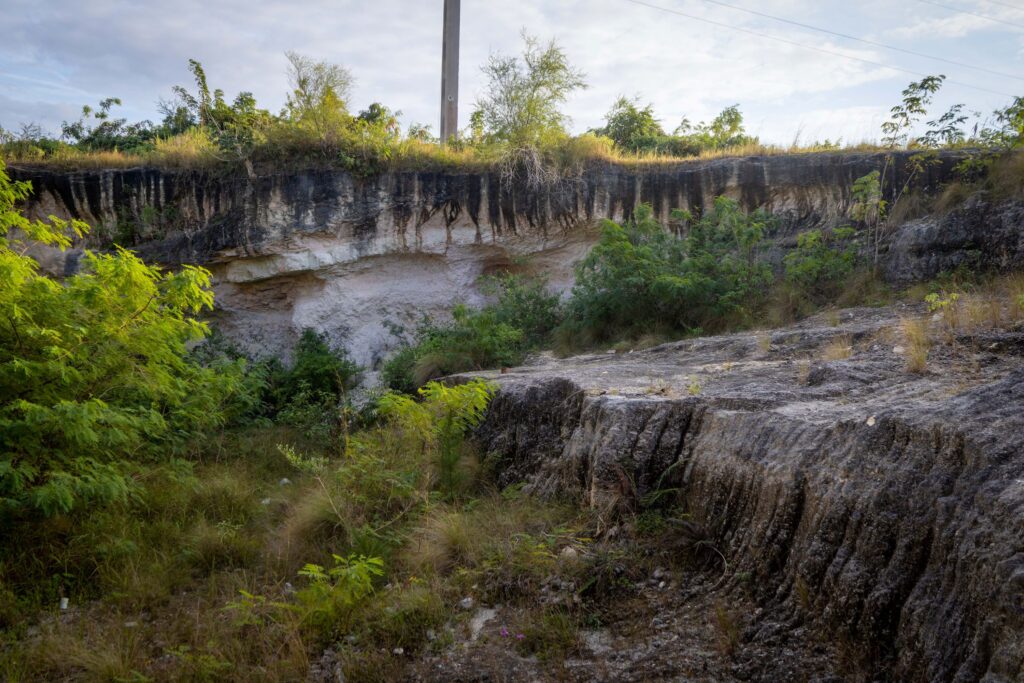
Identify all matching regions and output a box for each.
[2,0,1022,145]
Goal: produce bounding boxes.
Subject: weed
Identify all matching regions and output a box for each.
[902,318,931,373]
[713,602,741,657]
[822,335,853,360]
[512,608,581,663]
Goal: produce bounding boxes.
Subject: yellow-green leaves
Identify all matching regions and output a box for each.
[0,161,240,516]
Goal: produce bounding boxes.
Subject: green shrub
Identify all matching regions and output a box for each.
[274,329,360,405]
[483,274,563,348]
[377,380,494,499]
[0,161,243,516]
[382,275,559,393]
[381,306,523,393]
[783,226,858,304]
[292,554,384,636]
[562,198,774,345]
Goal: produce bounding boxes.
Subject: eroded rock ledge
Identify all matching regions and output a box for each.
[11,153,976,364]
[465,307,1024,681]
[12,153,1024,367]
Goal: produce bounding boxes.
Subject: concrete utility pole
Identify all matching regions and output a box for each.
[440,0,460,144]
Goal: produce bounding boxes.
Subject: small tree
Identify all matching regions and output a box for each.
[594,96,664,152]
[850,171,887,266]
[880,75,945,148]
[675,105,757,150]
[60,97,156,152]
[0,161,241,516]
[284,51,355,149]
[473,31,586,148]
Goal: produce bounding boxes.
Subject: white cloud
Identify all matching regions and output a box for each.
[0,0,1016,143]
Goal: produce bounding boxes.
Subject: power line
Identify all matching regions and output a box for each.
[692,0,1023,81]
[980,0,1024,12]
[621,0,1017,98]
[913,0,1024,30]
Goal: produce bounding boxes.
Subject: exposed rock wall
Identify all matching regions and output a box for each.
[9,151,1011,365]
[466,309,1024,682]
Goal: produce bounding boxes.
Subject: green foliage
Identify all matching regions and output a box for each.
[60,98,156,153]
[881,75,946,148]
[673,104,758,151]
[164,59,276,157]
[0,162,241,516]
[275,329,360,406]
[591,99,757,156]
[783,227,858,303]
[563,199,774,344]
[292,554,384,634]
[482,274,563,348]
[382,275,560,392]
[592,96,664,152]
[378,380,494,499]
[473,31,587,148]
[284,51,355,148]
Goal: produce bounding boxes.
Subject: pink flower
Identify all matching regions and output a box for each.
[500,626,509,637]
[516,633,525,640]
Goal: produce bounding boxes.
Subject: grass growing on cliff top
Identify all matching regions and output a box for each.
[6,41,1019,177]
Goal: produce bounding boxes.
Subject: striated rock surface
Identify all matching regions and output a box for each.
[464,306,1024,681]
[10,152,970,364]
[884,195,1024,285]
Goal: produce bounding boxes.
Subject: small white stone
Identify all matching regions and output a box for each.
[459,596,475,610]
[278,478,292,486]
[559,546,579,561]
[260,498,272,506]
[893,346,905,355]
[867,416,876,426]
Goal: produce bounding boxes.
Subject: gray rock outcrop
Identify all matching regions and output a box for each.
[9,152,972,364]
[463,307,1024,681]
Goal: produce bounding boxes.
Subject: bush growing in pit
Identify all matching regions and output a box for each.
[382,274,561,392]
[560,199,774,346]
[0,161,244,517]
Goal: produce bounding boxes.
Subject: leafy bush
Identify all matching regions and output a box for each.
[382,275,560,392]
[482,274,563,348]
[783,227,858,304]
[472,31,587,149]
[272,329,360,408]
[377,379,494,499]
[0,162,243,516]
[381,305,521,394]
[591,99,758,156]
[562,199,774,345]
[292,554,384,635]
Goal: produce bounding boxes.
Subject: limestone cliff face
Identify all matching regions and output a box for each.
[5,152,985,364]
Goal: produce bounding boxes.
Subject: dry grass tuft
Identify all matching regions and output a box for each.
[822,335,853,361]
[902,318,931,374]
[796,360,812,386]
